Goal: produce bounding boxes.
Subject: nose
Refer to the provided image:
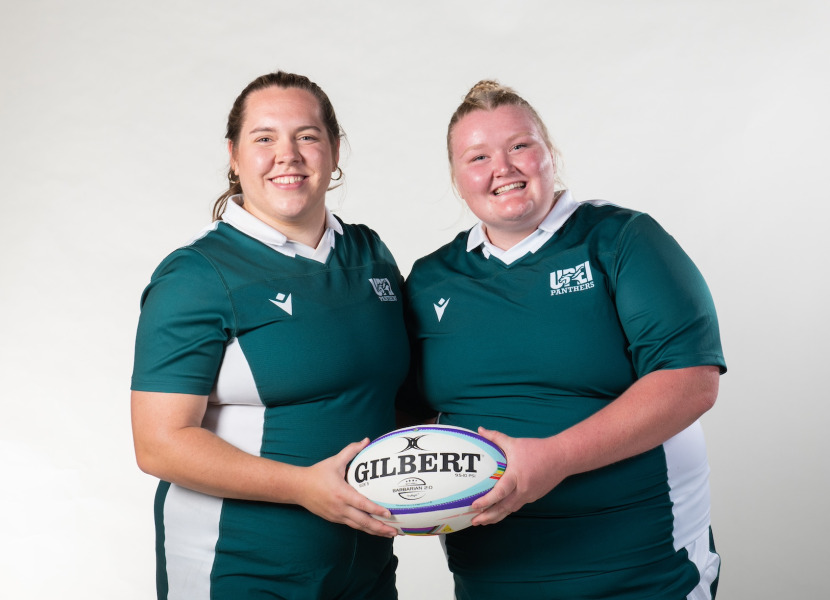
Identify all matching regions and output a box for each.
[492,151,513,176]
[275,139,301,164]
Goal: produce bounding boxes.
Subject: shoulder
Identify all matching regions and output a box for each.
[142,224,238,307]
[410,230,469,273]
[560,201,680,259]
[337,218,399,265]
[569,200,645,236]
[404,230,470,298]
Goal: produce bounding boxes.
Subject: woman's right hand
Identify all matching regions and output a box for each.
[290,439,399,538]
[132,391,397,537]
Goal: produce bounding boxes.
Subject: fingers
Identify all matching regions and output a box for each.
[330,441,398,536]
[470,471,518,526]
[471,474,515,511]
[345,484,391,518]
[342,507,399,538]
[471,503,511,527]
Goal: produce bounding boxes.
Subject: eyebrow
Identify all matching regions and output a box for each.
[458,132,536,157]
[246,125,324,135]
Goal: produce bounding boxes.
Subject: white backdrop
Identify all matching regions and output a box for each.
[1,1,828,598]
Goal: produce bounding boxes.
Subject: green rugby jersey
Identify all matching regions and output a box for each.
[401,196,725,598]
[132,208,408,599]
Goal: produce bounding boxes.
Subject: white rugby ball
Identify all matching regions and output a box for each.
[346,424,507,535]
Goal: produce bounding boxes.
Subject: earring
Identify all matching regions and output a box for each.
[331,166,344,181]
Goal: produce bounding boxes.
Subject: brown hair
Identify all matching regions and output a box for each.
[212,71,344,221]
[447,80,564,189]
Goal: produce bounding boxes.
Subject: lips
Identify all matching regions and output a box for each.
[493,181,526,196]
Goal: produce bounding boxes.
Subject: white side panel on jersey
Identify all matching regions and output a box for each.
[664,420,720,599]
[664,420,711,550]
[210,337,263,406]
[684,527,721,600]
[164,484,222,600]
[203,337,266,456]
[162,338,266,598]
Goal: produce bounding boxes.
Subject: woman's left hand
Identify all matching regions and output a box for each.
[469,428,565,526]
[469,366,721,526]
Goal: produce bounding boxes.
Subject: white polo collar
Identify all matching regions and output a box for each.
[222,195,342,262]
[466,190,579,264]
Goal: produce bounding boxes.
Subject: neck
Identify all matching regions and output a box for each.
[281,215,327,248]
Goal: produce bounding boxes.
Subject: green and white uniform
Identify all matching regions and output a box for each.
[400,191,726,600]
[132,198,409,599]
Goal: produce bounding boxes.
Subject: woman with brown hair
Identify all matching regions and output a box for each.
[131,71,408,599]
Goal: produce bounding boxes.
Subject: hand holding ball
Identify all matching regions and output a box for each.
[346,425,507,535]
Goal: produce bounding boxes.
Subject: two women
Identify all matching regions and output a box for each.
[132,72,725,600]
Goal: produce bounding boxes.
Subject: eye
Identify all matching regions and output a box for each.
[471,155,486,162]
[298,135,318,142]
[255,136,273,143]
[512,143,528,151]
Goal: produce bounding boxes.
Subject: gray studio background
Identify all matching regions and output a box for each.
[1,1,827,597]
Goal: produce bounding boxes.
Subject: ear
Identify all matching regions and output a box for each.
[228,140,238,175]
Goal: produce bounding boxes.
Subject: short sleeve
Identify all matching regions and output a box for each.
[131,249,236,395]
[612,215,726,377]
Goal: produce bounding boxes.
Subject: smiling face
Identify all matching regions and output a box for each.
[229,85,339,245]
[450,104,557,250]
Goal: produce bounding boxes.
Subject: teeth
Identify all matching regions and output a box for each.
[494,182,525,195]
[271,175,304,184]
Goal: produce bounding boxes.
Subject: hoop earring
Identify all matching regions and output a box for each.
[331,166,344,181]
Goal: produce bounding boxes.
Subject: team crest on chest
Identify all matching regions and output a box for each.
[369,278,398,302]
[550,261,595,296]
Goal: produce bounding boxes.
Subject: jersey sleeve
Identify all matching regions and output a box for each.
[611,214,726,377]
[131,248,236,395]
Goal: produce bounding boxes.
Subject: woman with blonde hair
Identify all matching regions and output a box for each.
[399,80,726,599]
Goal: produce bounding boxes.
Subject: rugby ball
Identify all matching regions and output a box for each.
[346,424,507,535]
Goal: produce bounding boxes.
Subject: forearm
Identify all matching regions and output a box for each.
[135,423,303,503]
[552,365,720,477]
[131,391,304,503]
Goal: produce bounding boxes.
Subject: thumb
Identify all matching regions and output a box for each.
[477,426,508,451]
[337,437,371,468]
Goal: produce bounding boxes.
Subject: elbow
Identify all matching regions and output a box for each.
[693,365,720,415]
[133,446,156,477]
[698,389,717,414]
[133,440,167,479]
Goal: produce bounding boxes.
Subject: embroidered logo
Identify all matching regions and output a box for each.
[369,278,398,302]
[550,261,595,296]
[269,292,293,315]
[433,298,450,322]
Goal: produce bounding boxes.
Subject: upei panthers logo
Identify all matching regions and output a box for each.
[550,261,595,295]
[369,278,398,302]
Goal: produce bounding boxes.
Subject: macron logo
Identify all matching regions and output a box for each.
[433,298,450,322]
[269,292,293,315]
